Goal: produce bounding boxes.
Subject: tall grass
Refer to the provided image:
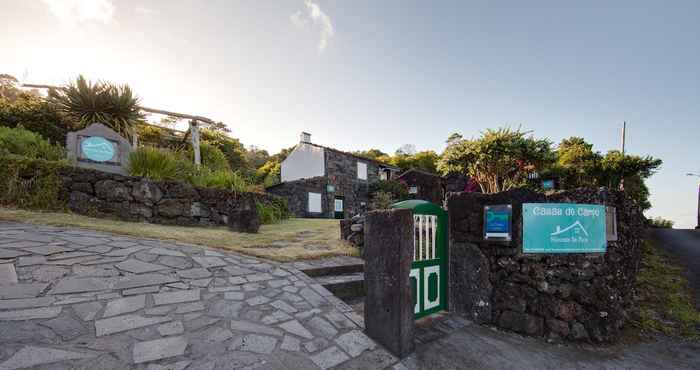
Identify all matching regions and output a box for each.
[127,146,190,181]
[189,168,249,192]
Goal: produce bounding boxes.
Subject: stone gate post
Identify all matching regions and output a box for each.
[363,208,415,358]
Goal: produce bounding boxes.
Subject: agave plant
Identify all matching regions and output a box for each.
[48,75,145,140]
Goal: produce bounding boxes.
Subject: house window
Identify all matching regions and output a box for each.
[357,162,367,180]
[308,192,322,213]
[409,186,418,194]
[380,169,389,180]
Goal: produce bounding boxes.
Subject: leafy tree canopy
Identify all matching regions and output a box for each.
[438,127,554,193]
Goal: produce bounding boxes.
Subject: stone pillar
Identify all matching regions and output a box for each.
[363,208,414,358]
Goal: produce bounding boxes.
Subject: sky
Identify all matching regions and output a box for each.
[2,0,699,227]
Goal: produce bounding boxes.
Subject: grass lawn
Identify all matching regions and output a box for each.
[632,240,700,339]
[0,208,358,262]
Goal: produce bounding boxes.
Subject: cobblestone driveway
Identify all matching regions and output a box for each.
[0,222,397,370]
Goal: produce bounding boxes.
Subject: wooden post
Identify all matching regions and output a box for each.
[190,119,201,167]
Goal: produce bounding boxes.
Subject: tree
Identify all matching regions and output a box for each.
[389,150,440,173]
[554,137,602,187]
[438,127,554,193]
[352,149,387,161]
[0,74,20,102]
[48,75,145,140]
[245,146,271,169]
[598,150,662,210]
[0,93,71,144]
[396,144,416,156]
[200,129,248,171]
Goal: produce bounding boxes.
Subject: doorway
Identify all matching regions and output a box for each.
[334,197,344,219]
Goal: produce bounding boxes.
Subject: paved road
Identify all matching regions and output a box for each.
[0,222,396,370]
[399,318,700,370]
[649,228,700,308]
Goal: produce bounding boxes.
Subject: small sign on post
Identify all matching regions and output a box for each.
[522,203,607,253]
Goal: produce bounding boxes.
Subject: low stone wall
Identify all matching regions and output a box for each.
[59,166,277,233]
[447,188,645,343]
[340,215,365,250]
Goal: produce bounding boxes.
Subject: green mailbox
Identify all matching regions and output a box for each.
[391,200,448,319]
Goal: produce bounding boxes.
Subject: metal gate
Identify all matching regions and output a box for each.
[391,200,448,319]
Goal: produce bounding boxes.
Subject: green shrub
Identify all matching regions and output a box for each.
[369,180,409,201]
[0,126,65,161]
[0,155,67,210]
[189,168,249,192]
[190,143,230,172]
[127,146,190,181]
[256,197,290,224]
[370,190,396,210]
[0,94,72,144]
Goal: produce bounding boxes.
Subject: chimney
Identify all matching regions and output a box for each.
[300,132,311,143]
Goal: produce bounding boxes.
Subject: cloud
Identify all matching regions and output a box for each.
[290,0,335,53]
[41,0,115,25]
[135,6,156,15]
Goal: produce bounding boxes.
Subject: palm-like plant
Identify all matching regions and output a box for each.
[48,75,145,140]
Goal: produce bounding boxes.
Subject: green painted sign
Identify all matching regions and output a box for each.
[81,136,115,162]
[522,203,606,253]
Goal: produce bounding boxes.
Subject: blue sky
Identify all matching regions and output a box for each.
[2,0,699,227]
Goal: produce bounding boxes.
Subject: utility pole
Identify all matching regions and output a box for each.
[687,173,700,229]
[621,121,626,155]
[619,122,627,190]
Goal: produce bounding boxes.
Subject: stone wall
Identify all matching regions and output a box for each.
[59,166,276,233]
[447,188,645,343]
[266,177,329,218]
[340,215,365,250]
[267,149,381,219]
[324,148,377,217]
[397,170,444,204]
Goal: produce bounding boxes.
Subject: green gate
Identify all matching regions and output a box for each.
[391,200,448,319]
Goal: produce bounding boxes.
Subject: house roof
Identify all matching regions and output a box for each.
[397,168,443,179]
[302,142,401,170]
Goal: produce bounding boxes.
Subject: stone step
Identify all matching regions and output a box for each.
[314,272,365,300]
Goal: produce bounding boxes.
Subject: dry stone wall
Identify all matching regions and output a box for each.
[447,188,645,343]
[59,166,276,233]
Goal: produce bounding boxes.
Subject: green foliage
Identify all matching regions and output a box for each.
[127,146,190,181]
[189,168,249,192]
[352,149,388,161]
[438,127,554,193]
[553,137,601,187]
[0,93,71,144]
[0,155,67,210]
[369,179,409,201]
[200,129,248,171]
[256,160,281,187]
[649,217,674,228]
[548,137,662,210]
[134,123,184,149]
[48,75,145,140]
[190,142,230,172]
[389,150,440,173]
[370,191,396,210]
[0,126,65,161]
[256,198,291,224]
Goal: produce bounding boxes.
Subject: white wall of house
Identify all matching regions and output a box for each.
[281,143,325,182]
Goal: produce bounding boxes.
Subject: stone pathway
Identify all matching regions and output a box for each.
[0,222,397,369]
